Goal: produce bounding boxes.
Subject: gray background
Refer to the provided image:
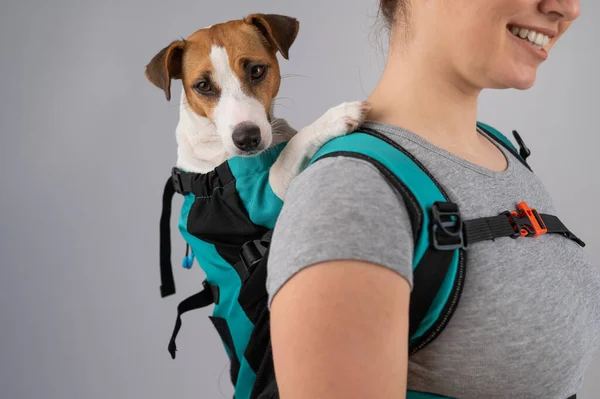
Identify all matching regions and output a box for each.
[0,0,598,398]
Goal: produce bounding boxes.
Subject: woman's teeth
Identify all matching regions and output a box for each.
[509,26,550,50]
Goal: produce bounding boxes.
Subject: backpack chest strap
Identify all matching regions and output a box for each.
[432,201,586,250]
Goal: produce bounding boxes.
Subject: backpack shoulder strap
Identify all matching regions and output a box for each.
[308,127,466,355]
[307,124,584,355]
[476,121,533,171]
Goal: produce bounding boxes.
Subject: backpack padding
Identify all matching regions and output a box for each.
[309,130,465,354]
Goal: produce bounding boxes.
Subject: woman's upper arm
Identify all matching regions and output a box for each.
[270,259,411,399]
[267,156,414,399]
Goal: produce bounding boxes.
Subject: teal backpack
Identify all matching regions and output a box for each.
[159,122,584,399]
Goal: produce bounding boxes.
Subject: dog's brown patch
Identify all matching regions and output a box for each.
[145,14,300,122]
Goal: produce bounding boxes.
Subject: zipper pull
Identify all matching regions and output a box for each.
[182,244,194,269]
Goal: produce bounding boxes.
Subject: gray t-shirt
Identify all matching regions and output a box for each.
[266,121,600,399]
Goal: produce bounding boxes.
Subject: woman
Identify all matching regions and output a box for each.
[266,0,600,398]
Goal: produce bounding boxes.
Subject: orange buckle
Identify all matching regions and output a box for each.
[509,201,548,237]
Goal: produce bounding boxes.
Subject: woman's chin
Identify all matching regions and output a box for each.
[490,69,537,91]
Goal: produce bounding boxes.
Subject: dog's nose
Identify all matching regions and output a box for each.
[232,123,261,152]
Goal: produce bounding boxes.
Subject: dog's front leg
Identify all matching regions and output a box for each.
[269,101,370,200]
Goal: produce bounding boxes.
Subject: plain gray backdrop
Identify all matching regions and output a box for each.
[0,0,598,398]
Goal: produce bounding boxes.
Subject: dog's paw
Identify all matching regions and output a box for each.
[313,101,371,144]
[342,101,371,131]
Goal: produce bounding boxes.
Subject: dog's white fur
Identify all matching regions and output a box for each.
[210,45,274,156]
[267,101,368,198]
[176,89,230,174]
[175,46,368,199]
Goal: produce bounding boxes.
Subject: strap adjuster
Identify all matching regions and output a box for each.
[204,280,220,305]
[240,239,268,269]
[235,234,272,282]
[431,201,466,250]
[171,167,184,194]
[504,201,548,238]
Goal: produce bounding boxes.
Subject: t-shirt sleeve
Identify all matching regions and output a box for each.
[266,155,415,309]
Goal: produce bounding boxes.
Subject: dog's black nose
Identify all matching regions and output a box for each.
[232,123,261,152]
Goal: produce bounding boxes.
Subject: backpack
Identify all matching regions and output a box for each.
[158,122,585,399]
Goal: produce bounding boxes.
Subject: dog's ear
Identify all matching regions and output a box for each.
[145,40,185,101]
[244,14,300,60]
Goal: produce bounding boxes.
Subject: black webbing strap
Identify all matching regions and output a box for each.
[159,168,197,298]
[159,176,176,298]
[167,280,217,359]
[462,214,585,248]
[462,215,516,243]
[432,202,586,250]
[537,215,586,246]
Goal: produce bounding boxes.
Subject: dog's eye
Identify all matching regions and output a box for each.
[249,65,267,81]
[194,81,212,93]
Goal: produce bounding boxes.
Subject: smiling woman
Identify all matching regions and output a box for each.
[267,0,598,398]
[509,25,552,49]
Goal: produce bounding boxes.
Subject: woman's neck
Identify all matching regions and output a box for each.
[367,47,483,150]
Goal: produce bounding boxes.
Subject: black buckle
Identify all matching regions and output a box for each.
[204,280,220,305]
[502,202,547,239]
[431,202,465,250]
[240,239,268,270]
[171,167,184,194]
[234,238,269,283]
[512,130,531,161]
[502,211,531,238]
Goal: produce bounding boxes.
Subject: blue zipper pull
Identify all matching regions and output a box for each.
[182,244,195,269]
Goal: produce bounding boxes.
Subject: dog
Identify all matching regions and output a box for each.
[145,13,369,199]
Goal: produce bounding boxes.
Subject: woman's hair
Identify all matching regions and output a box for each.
[379,0,408,27]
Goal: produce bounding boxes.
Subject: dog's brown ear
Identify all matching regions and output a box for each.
[244,14,300,60]
[145,40,185,101]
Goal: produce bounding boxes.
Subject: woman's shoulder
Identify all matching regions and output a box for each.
[267,154,416,307]
[281,154,412,215]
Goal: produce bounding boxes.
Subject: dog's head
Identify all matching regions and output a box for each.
[145,14,299,157]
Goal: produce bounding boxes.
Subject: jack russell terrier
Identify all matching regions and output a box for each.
[145,13,369,199]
